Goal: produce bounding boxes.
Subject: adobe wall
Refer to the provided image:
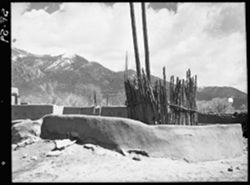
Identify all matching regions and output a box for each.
[198,113,243,124]
[63,106,94,115]
[101,106,128,118]
[11,106,247,137]
[12,105,54,120]
[198,113,248,137]
[41,114,244,162]
[63,106,128,117]
[11,105,246,123]
[11,105,128,120]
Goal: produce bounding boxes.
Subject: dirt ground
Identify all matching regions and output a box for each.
[12,137,248,182]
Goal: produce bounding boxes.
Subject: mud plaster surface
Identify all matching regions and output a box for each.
[41,114,244,162]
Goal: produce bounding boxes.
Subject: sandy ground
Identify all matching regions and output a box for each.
[12,137,248,182]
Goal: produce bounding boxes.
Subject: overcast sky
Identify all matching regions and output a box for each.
[11,2,247,92]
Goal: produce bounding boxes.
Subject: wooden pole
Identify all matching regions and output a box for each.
[194,74,198,125]
[93,91,97,106]
[106,95,109,106]
[163,66,168,124]
[141,2,151,82]
[124,51,128,81]
[170,75,174,124]
[129,2,141,79]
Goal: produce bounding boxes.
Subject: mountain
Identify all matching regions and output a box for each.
[11,48,247,109]
[197,86,247,100]
[11,48,132,105]
[197,86,247,109]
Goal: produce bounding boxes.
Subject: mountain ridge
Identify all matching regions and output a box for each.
[11,47,247,109]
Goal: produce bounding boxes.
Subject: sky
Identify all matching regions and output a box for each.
[11,2,247,93]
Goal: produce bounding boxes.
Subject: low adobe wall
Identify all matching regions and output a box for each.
[12,105,64,120]
[101,106,128,118]
[12,105,54,120]
[41,114,244,162]
[198,113,248,137]
[198,113,243,123]
[63,106,94,115]
[63,106,128,117]
[12,105,247,138]
[12,105,127,120]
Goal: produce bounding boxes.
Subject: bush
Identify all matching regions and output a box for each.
[197,98,235,114]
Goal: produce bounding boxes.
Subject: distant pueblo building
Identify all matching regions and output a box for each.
[11,87,20,105]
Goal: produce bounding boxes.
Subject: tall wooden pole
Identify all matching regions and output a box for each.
[163,66,168,123]
[124,51,128,81]
[141,2,151,82]
[129,2,141,79]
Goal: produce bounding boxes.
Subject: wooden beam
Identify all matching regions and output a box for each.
[141,2,151,82]
[129,2,141,79]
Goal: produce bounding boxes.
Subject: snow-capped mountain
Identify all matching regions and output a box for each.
[11,48,126,98]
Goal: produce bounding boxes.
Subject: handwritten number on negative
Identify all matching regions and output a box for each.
[1,8,9,17]
[0,8,9,43]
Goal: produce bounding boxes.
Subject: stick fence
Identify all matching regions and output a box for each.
[124,68,198,125]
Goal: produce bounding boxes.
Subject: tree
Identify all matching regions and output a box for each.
[239,104,247,112]
[197,98,235,114]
